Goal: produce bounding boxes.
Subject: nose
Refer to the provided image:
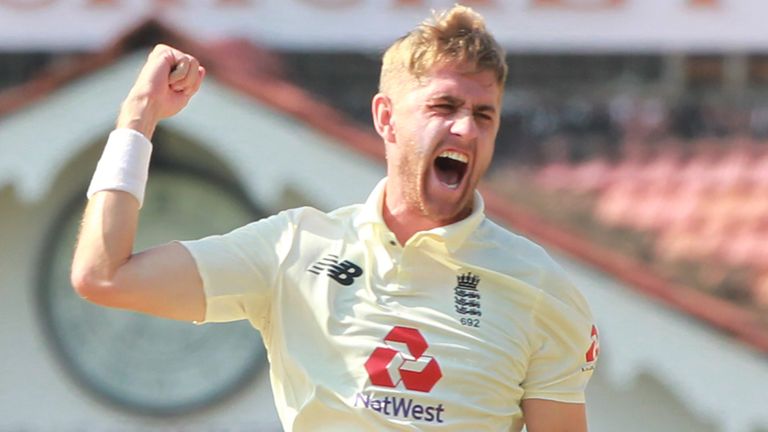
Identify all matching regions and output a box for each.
[450,109,479,141]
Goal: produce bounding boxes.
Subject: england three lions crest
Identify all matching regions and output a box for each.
[454,272,482,316]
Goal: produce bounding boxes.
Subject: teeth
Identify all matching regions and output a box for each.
[439,151,468,164]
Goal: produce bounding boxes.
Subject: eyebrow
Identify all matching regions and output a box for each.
[429,94,497,115]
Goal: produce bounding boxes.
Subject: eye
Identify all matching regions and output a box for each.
[430,103,456,114]
[474,111,493,122]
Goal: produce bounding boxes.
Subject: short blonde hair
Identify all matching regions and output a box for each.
[379,5,507,95]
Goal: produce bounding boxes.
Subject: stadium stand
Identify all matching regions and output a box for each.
[507,131,768,311]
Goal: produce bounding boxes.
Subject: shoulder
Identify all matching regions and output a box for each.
[473,220,596,369]
[475,218,552,263]
[185,204,365,273]
[471,218,592,321]
[194,204,360,247]
[281,203,363,233]
[246,203,361,227]
[225,204,364,252]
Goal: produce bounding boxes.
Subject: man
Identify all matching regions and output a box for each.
[72,5,597,431]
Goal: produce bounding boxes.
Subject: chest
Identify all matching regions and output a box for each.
[273,239,537,413]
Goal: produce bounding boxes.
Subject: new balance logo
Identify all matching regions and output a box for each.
[308,254,363,286]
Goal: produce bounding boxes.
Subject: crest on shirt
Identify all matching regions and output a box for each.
[454,272,482,318]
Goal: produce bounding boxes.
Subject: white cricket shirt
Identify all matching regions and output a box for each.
[181,178,598,431]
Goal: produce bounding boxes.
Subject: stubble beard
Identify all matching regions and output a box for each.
[398,149,429,217]
[398,148,474,225]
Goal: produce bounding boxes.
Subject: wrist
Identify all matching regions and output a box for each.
[117,93,159,139]
[87,129,153,208]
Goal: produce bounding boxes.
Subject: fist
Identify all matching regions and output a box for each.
[119,44,206,136]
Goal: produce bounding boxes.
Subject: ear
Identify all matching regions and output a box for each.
[372,93,396,144]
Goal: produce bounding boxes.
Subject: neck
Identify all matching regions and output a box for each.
[382,182,470,246]
[382,201,437,246]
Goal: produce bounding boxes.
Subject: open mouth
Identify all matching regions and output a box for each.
[434,150,469,189]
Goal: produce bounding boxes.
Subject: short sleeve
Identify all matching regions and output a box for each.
[179,210,295,328]
[521,290,598,403]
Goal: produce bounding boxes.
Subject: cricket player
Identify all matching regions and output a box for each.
[72,5,598,431]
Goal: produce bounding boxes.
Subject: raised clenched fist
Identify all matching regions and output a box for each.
[117,44,206,138]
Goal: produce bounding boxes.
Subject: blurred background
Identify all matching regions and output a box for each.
[2,1,768,431]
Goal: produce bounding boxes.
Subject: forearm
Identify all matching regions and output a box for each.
[71,190,140,291]
[71,101,156,294]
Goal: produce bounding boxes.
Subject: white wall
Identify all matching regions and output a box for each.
[0,147,282,431]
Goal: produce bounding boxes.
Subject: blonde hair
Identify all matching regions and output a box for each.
[379,5,507,95]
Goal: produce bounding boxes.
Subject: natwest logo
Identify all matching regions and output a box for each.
[364,326,442,393]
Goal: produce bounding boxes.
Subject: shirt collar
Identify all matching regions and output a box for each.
[354,177,486,251]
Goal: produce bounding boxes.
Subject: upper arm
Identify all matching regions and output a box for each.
[80,241,206,322]
[71,191,206,322]
[522,399,587,432]
[116,241,205,321]
[521,288,597,402]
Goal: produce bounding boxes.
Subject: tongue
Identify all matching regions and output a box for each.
[437,168,460,186]
[435,157,463,187]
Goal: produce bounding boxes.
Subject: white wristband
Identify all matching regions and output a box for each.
[87,128,153,207]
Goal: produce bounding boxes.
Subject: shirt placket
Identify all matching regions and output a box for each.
[382,230,405,293]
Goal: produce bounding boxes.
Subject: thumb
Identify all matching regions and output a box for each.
[169,56,190,85]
